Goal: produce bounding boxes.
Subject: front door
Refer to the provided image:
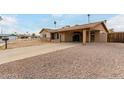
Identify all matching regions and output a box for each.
[73,32,82,42]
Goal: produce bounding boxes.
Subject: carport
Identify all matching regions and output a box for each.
[57,21,109,45]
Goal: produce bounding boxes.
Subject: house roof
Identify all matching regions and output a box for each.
[39,21,109,33]
[39,28,57,33]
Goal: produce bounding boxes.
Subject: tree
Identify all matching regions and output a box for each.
[31,33,36,38]
[0,16,3,21]
[109,28,114,33]
[14,32,17,35]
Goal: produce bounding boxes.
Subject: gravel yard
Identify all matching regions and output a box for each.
[0,43,124,79]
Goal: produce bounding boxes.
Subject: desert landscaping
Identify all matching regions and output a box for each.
[0,14,124,79]
[0,43,124,79]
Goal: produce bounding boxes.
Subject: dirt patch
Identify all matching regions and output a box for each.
[0,39,49,50]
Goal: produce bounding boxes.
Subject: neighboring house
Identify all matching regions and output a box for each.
[0,34,17,43]
[39,21,109,44]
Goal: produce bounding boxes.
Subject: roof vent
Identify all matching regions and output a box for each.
[75,24,79,26]
[65,25,70,28]
[62,25,70,29]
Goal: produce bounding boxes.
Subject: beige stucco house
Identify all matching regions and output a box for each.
[39,21,109,45]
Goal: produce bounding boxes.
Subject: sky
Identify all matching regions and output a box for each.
[0,14,123,35]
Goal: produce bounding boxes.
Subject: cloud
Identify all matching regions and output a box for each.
[51,14,84,19]
[41,18,49,23]
[0,15,17,26]
[107,15,124,32]
[51,14,64,19]
[0,15,19,34]
[50,14,85,27]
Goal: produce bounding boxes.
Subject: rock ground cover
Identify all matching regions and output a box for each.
[0,43,124,79]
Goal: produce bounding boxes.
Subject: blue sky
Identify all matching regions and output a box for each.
[0,14,122,34]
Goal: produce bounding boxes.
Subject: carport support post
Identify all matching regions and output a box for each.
[59,33,61,42]
[82,30,86,45]
[88,31,91,43]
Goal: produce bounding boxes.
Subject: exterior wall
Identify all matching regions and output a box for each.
[99,31,107,42]
[60,32,65,42]
[93,24,107,32]
[94,31,100,42]
[40,30,51,41]
[93,24,108,42]
[94,31,107,42]
[51,33,60,42]
[64,32,73,42]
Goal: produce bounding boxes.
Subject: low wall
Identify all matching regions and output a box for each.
[108,32,124,43]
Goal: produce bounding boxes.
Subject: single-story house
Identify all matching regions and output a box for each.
[39,21,109,45]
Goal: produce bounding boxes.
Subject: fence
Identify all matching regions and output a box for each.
[108,32,124,43]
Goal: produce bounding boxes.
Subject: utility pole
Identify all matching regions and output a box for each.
[0,16,3,35]
[54,21,57,28]
[87,14,90,23]
[0,16,9,49]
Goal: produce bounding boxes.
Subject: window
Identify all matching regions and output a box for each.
[43,34,46,38]
[51,33,59,39]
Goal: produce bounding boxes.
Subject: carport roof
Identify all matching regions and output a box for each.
[39,21,109,33]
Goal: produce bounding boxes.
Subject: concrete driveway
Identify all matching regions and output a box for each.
[0,43,79,65]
